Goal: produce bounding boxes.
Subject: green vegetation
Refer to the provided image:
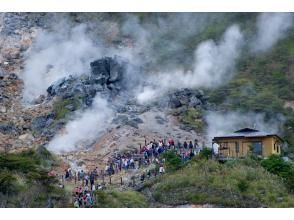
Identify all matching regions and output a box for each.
[53,96,82,120]
[198,147,213,160]
[94,189,148,208]
[161,150,183,172]
[261,155,294,192]
[143,157,294,207]
[0,148,68,207]
[181,107,204,131]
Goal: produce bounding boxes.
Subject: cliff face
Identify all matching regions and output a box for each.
[0,13,52,152]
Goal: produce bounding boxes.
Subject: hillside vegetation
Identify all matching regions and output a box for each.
[141,153,294,207]
[0,148,68,207]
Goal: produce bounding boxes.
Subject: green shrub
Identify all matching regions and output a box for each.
[161,150,182,172]
[237,179,249,192]
[261,155,290,178]
[0,170,18,194]
[198,147,213,160]
[0,150,67,207]
[261,155,294,192]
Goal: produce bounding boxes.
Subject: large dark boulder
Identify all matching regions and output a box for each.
[90,56,124,85]
[47,57,128,109]
[167,88,208,109]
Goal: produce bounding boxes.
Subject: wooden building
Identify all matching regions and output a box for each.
[212,128,283,158]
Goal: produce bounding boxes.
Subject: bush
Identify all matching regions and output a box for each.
[0,150,67,207]
[161,150,182,172]
[261,155,290,178]
[237,179,249,192]
[199,147,213,160]
[0,170,18,194]
[261,155,294,192]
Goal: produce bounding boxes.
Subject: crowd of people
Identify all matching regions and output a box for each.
[60,138,203,207]
[103,138,203,177]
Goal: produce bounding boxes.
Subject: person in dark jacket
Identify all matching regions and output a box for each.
[90,172,95,188]
[65,170,69,180]
[189,141,194,149]
[183,141,188,149]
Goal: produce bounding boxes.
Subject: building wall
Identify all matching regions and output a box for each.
[215,136,282,158]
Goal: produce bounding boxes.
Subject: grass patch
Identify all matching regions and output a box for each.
[94,189,148,208]
[181,107,204,131]
[53,97,82,120]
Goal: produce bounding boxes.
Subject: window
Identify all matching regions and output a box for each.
[252,142,262,156]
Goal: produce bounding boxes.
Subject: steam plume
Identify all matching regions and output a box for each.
[137,24,243,104]
[22,24,103,103]
[47,96,113,153]
[251,13,293,53]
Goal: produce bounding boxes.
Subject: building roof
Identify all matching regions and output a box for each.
[212,127,283,141]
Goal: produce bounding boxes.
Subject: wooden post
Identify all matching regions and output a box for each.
[102,171,105,184]
[139,144,142,151]
[145,139,147,145]
[120,177,123,185]
[109,176,112,185]
[133,178,135,187]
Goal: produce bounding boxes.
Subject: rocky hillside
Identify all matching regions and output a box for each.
[0,13,210,171]
[0,12,293,208]
[1,12,294,165]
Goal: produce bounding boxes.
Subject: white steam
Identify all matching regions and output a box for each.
[137,25,243,104]
[205,111,285,145]
[47,96,113,153]
[22,24,103,103]
[251,13,293,53]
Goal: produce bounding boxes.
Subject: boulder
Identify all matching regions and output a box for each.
[189,96,202,107]
[47,57,127,109]
[0,106,6,113]
[130,117,144,124]
[18,133,34,141]
[90,58,110,77]
[112,115,129,125]
[31,113,55,131]
[169,95,182,108]
[0,123,19,135]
